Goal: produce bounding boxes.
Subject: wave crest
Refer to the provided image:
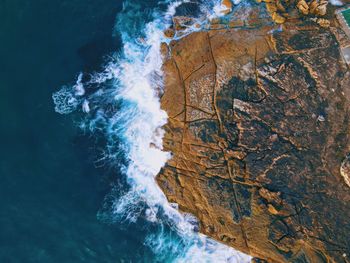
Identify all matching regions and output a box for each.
[53,0,251,262]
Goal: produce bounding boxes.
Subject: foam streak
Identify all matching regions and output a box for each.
[53,1,252,262]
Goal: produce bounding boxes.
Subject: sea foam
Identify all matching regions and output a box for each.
[53,0,252,262]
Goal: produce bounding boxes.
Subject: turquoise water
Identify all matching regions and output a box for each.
[1,0,252,262]
[0,0,155,262]
[342,8,350,26]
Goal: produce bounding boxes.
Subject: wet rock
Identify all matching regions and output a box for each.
[221,0,233,15]
[164,28,175,38]
[172,16,196,33]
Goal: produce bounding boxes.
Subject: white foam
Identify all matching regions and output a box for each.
[82,99,90,113]
[209,0,242,19]
[74,73,85,96]
[112,1,251,260]
[178,235,252,263]
[329,0,343,6]
[52,86,79,114]
[54,0,252,261]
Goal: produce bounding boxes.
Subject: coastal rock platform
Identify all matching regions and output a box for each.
[157,4,350,263]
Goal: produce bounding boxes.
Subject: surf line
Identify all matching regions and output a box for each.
[53,0,251,262]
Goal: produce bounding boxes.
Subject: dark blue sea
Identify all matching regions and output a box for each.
[0,0,252,262]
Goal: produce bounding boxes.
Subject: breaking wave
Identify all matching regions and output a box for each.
[329,0,343,6]
[53,0,251,262]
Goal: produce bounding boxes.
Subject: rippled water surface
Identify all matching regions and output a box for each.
[1,0,252,262]
[0,1,157,262]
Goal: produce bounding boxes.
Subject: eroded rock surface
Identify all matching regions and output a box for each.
[157,5,350,263]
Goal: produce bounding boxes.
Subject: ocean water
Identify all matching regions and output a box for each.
[1,0,251,262]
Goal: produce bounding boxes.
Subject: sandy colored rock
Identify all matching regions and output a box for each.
[340,155,350,187]
[221,0,233,14]
[317,18,330,28]
[266,2,278,13]
[309,0,328,16]
[297,0,309,15]
[258,0,330,25]
[164,28,175,38]
[272,11,286,24]
[158,6,350,263]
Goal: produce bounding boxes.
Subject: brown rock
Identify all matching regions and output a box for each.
[259,0,287,24]
[173,16,195,32]
[259,0,330,26]
[309,0,328,16]
[164,28,175,38]
[221,0,233,15]
[266,2,278,13]
[317,18,330,28]
[340,155,350,187]
[158,8,350,263]
[272,11,286,24]
[267,204,279,215]
[297,0,309,15]
[229,20,245,28]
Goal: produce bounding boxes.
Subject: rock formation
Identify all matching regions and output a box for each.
[257,0,330,25]
[157,2,350,263]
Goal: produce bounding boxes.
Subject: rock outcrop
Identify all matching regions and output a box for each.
[157,3,350,263]
[257,0,330,24]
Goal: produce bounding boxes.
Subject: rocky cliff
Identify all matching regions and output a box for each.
[157,2,350,262]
